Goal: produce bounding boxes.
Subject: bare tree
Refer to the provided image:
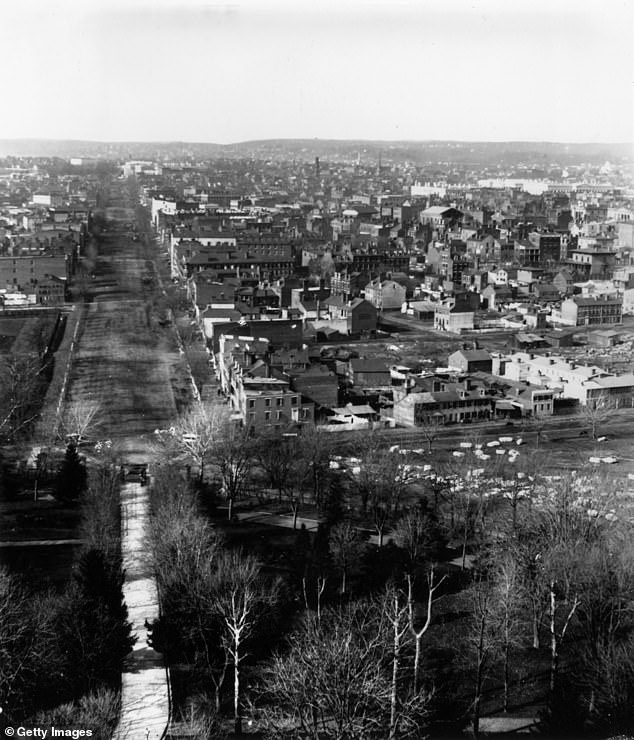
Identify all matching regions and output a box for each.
[417,413,442,453]
[0,568,38,716]
[154,403,232,483]
[256,430,310,527]
[0,353,44,441]
[464,574,501,738]
[521,411,548,450]
[261,602,392,739]
[62,399,103,445]
[354,438,421,546]
[492,555,524,712]
[385,586,410,740]
[580,397,616,440]
[214,549,278,736]
[406,568,446,694]
[393,504,442,571]
[213,424,253,520]
[328,520,365,595]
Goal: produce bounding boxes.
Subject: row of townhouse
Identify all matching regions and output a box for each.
[216,334,314,432]
[492,351,634,408]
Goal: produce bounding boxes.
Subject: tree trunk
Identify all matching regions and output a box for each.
[316,576,326,624]
[503,640,510,712]
[473,623,486,738]
[414,635,422,694]
[292,500,299,530]
[234,642,242,736]
[227,494,233,521]
[549,583,557,696]
[389,606,401,740]
[378,526,384,548]
[341,568,347,596]
[462,526,469,570]
[532,607,540,649]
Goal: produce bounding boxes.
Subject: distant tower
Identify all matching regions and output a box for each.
[377,151,382,176]
[315,156,320,177]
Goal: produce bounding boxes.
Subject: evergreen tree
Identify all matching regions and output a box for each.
[56,548,135,692]
[55,444,88,503]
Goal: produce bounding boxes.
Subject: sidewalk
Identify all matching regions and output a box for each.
[113,482,170,740]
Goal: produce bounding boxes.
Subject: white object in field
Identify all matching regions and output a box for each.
[499,436,513,442]
[453,451,464,457]
[389,445,399,453]
[601,456,618,464]
[516,438,523,445]
[487,440,500,447]
[597,436,607,442]
[496,449,506,455]
[589,457,601,464]
[459,442,472,448]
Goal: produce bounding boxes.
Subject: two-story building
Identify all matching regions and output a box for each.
[364,278,406,311]
[560,295,623,326]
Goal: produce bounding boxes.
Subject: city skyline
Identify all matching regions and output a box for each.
[1,0,633,146]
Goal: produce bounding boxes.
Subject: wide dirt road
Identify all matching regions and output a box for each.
[64,202,188,449]
[65,182,181,740]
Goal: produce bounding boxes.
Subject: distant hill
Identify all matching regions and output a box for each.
[0,137,631,166]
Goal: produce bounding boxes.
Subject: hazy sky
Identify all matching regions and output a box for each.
[1,0,633,144]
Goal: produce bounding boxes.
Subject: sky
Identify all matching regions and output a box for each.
[1,0,633,144]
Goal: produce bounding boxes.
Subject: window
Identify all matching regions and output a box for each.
[249,413,255,422]
[276,411,282,420]
[265,411,271,421]
[265,398,271,407]
[301,408,309,419]
[248,399,255,408]
[291,396,298,405]
[276,397,283,406]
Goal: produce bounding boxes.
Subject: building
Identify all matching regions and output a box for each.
[290,364,339,409]
[216,334,314,431]
[364,278,406,311]
[392,381,491,426]
[419,206,463,229]
[239,378,314,431]
[322,296,377,335]
[329,270,368,299]
[513,239,539,265]
[434,296,475,332]
[0,255,69,297]
[560,296,622,326]
[345,358,391,387]
[567,247,617,279]
[528,232,561,262]
[447,349,493,374]
[491,350,634,407]
[502,384,556,416]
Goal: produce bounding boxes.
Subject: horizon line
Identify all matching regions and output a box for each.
[0,136,632,148]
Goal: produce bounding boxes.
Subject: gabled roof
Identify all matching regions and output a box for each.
[450,349,492,362]
[350,358,389,373]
